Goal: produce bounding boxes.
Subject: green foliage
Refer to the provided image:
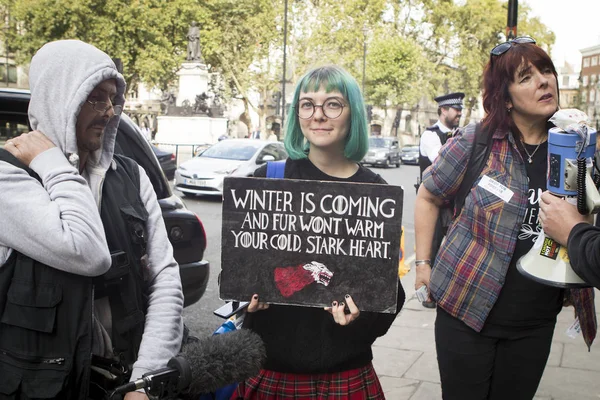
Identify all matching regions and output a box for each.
[9,0,206,90]
[414,0,555,122]
[3,0,555,125]
[367,36,429,107]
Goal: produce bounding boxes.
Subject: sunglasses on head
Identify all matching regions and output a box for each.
[490,36,536,58]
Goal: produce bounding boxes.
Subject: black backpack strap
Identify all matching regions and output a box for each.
[0,148,42,182]
[452,123,493,218]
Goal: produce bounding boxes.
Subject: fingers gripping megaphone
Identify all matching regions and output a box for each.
[517,109,600,288]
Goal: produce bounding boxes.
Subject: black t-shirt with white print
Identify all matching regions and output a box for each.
[484,141,563,330]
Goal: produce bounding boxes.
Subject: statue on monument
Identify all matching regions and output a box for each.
[160,91,176,115]
[211,92,225,117]
[193,92,210,115]
[186,21,203,62]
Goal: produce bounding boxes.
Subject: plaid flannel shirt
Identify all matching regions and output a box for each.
[423,122,596,349]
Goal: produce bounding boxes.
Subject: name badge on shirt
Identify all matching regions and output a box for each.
[477,175,514,203]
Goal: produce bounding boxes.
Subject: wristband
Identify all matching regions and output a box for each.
[415,259,431,266]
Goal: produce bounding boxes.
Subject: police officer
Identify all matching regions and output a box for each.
[418,92,465,177]
[416,92,464,308]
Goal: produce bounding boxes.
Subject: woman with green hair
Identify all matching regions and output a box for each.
[232,65,405,400]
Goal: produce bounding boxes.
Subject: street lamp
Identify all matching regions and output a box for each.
[362,25,368,95]
[281,0,289,130]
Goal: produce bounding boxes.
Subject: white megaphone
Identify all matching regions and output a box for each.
[517,110,600,288]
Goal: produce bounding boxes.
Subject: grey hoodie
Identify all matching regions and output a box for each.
[0,40,183,382]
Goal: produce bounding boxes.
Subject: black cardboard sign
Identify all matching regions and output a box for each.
[219,176,404,313]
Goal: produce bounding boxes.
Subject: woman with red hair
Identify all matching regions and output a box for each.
[414,38,596,399]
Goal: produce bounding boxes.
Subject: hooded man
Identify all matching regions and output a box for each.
[0,40,183,399]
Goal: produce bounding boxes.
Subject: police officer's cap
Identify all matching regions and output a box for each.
[434,92,465,110]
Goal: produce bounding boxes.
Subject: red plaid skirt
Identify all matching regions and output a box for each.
[231,362,385,400]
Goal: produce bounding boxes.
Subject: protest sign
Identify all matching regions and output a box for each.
[219,177,403,313]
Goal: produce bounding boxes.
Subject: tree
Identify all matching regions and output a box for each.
[8,0,207,91]
[414,0,555,124]
[367,36,429,108]
[194,0,282,132]
[5,0,555,131]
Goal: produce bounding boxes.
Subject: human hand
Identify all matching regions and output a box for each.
[415,263,432,302]
[539,191,589,246]
[247,294,269,313]
[4,131,55,166]
[124,391,149,400]
[324,294,360,326]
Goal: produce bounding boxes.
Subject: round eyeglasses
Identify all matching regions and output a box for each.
[296,98,346,119]
[86,100,123,116]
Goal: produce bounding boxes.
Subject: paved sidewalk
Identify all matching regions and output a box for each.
[372,264,600,399]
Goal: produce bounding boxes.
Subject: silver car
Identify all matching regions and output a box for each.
[362,137,401,168]
[174,139,288,196]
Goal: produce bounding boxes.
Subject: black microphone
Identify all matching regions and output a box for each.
[182,328,266,396]
[110,329,266,397]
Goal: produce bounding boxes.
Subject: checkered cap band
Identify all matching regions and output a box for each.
[437,98,463,108]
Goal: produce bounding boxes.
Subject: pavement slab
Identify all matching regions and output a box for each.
[561,342,600,371]
[537,366,600,399]
[378,377,420,400]
[372,346,422,378]
[403,352,440,384]
[392,308,436,329]
[409,382,442,400]
[546,342,563,367]
[374,324,436,353]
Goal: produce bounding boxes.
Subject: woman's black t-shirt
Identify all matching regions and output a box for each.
[484,141,563,331]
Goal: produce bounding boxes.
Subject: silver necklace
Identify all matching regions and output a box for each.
[521,141,543,164]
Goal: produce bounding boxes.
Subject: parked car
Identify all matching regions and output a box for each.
[175,139,288,197]
[400,145,420,165]
[152,145,176,180]
[362,136,401,168]
[0,88,209,308]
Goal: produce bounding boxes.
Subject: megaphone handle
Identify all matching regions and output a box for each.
[584,173,600,214]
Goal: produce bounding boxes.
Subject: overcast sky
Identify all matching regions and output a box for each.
[522,0,600,70]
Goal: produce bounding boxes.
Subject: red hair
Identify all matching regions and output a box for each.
[482,43,558,135]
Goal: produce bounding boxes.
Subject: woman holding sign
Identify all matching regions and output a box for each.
[232,65,405,400]
[414,38,596,399]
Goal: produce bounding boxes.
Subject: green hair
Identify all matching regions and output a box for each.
[283,65,369,161]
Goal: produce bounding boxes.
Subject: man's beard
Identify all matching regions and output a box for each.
[444,115,459,129]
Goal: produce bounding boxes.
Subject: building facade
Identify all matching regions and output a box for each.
[580,44,600,130]
[556,62,579,109]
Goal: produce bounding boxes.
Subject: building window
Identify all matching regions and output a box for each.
[591,89,596,103]
[593,56,599,66]
[0,65,17,84]
[584,58,590,68]
[562,76,569,86]
[405,115,412,134]
[583,75,589,86]
[573,95,578,105]
[582,90,587,103]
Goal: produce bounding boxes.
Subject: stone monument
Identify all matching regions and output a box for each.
[156,22,227,145]
[176,22,208,108]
